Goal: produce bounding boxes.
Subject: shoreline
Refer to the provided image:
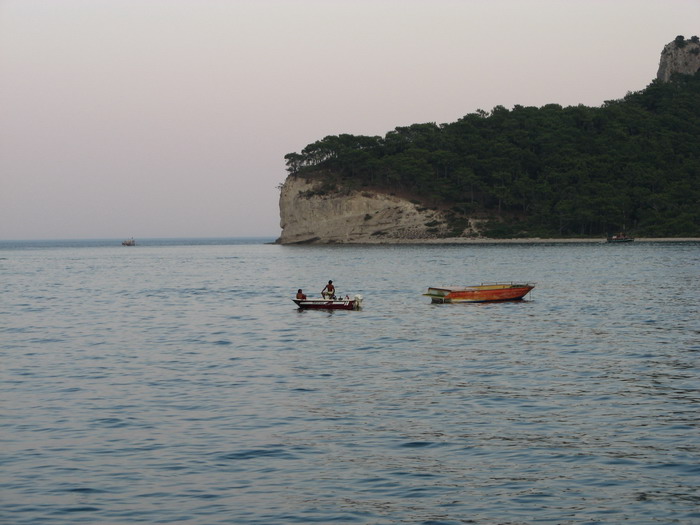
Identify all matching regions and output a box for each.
[280,237,700,245]
[388,237,700,244]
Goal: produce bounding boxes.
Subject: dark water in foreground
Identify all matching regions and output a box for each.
[2,239,699,524]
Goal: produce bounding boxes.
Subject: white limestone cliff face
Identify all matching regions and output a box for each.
[276,176,477,244]
[657,37,700,82]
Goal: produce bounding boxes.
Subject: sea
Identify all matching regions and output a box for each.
[2,238,699,525]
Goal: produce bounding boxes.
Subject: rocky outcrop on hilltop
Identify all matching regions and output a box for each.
[657,35,700,82]
[276,176,479,244]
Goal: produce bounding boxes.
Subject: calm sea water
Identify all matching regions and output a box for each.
[2,238,699,524]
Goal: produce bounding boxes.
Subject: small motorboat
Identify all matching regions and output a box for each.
[293,294,363,310]
[424,282,535,303]
[607,233,634,243]
[122,238,136,246]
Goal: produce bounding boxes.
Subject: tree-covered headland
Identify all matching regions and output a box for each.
[285,69,700,238]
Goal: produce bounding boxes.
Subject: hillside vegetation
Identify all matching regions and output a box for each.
[284,72,700,238]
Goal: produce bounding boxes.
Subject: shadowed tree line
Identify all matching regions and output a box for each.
[285,72,700,238]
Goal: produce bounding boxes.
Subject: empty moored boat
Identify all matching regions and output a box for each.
[424,282,535,303]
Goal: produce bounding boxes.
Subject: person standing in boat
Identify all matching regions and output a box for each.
[321,280,335,299]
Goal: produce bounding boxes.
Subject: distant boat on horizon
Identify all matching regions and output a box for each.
[122,238,136,246]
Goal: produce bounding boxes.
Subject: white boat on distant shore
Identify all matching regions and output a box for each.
[607,232,634,243]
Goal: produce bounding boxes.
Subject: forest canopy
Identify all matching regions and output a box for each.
[285,73,700,237]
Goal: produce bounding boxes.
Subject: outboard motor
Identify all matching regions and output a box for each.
[353,294,364,309]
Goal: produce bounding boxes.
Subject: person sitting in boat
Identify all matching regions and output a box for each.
[321,280,335,299]
[296,289,306,300]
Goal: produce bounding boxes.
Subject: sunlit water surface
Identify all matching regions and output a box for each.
[2,239,699,524]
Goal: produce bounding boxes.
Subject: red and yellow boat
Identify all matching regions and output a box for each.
[424,282,535,303]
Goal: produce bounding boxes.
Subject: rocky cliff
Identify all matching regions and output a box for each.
[657,36,700,82]
[276,176,478,244]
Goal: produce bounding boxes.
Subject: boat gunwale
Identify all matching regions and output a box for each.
[292,297,362,310]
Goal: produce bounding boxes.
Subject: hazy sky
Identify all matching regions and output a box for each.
[1,0,698,240]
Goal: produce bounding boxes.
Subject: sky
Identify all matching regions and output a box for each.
[1,0,698,240]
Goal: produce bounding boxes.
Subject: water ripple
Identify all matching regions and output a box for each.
[1,241,699,524]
